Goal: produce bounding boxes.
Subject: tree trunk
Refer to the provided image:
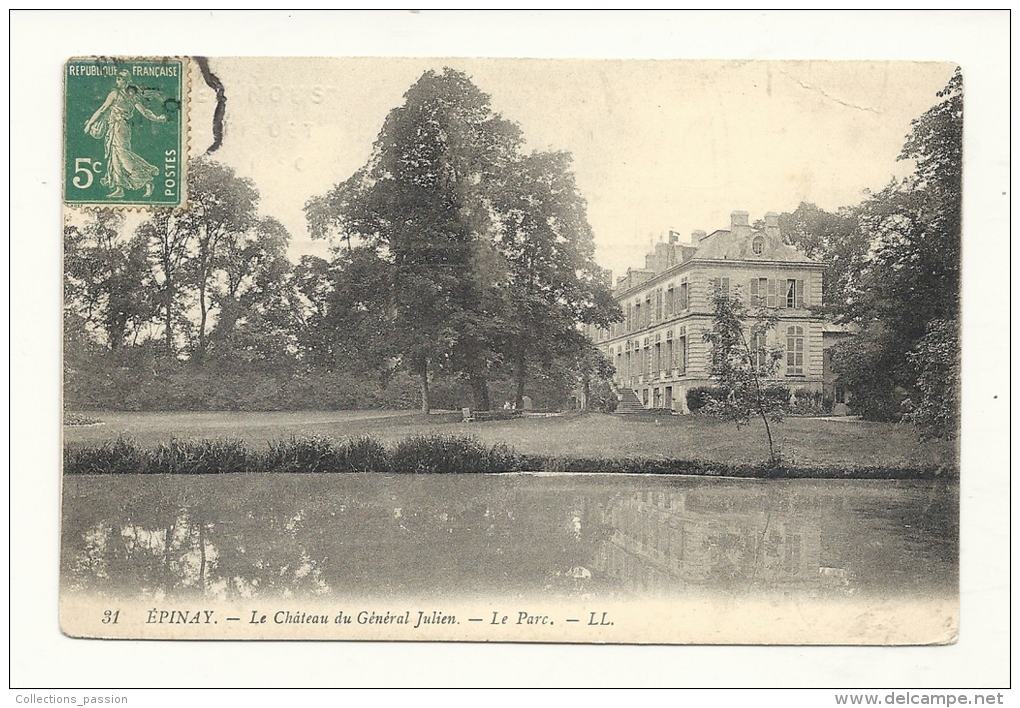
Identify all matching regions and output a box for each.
[514,351,527,410]
[418,356,430,414]
[470,372,491,412]
[164,281,174,358]
[108,319,125,351]
[759,408,776,464]
[196,281,208,363]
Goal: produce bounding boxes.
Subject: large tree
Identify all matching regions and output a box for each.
[64,212,153,351]
[306,68,522,412]
[178,158,261,362]
[135,158,289,363]
[136,210,193,358]
[830,69,962,432]
[209,216,300,365]
[491,151,620,408]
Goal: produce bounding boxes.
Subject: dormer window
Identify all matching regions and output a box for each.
[751,235,765,255]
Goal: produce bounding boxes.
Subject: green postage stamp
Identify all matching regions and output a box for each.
[63,58,187,208]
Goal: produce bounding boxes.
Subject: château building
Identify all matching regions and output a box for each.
[588,211,827,413]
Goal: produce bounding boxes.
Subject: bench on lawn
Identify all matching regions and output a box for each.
[461,408,522,423]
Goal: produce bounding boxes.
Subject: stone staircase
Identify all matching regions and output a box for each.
[614,388,646,414]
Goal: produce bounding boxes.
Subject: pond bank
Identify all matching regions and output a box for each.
[63,434,958,479]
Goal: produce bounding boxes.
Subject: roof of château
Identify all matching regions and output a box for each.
[691,228,817,264]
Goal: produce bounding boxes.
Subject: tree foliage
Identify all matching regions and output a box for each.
[905,319,960,439]
[293,248,396,376]
[305,68,619,412]
[703,290,786,463]
[306,68,522,411]
[64,212,153,351]
[67,157,295,372]
[176,158,261,361]
[829,68,962,433]
[492,150,620,407]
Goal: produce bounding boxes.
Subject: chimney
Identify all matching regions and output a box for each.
[764,211,781,240]
[668,229,679,244]
[692,229,707,242]
[731,210,752,238]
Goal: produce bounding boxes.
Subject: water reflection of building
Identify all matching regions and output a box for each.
[64,476,952,602]
[591,485,841,596]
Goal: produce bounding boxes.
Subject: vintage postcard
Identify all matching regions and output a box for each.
[59,56,961,644]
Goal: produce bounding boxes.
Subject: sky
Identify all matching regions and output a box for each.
[190,57,955,280]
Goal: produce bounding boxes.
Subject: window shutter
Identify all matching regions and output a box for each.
[749,278,759,304]
[796,279,805,309]
[767,279,777,308]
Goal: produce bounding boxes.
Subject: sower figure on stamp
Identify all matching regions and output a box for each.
[84,70,167,198]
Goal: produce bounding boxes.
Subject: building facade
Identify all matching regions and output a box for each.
[588,211,827,413]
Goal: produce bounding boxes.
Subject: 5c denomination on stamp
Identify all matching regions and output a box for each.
[64,57,187,208]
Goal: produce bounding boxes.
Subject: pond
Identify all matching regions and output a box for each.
[60,473,957,604]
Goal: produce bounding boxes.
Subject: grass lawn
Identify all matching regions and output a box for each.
[63,410,956,469]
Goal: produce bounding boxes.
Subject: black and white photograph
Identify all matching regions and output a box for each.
[58,55,962,645]
[11,9,1009,691]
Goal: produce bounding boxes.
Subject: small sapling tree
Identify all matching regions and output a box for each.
[703,288,787,465]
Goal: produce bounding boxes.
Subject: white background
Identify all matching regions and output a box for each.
[8,10,1010,690]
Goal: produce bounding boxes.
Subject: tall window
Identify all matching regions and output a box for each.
[626,302,633,332]
[655,288,663,322]
[665,286,675,317]
[786,279,797,309]
[750,277,768,305]
[752,235,765,254]
[751,331,768,369]
[679,280,689,310]
[786,326,804,376]
[710,277,730,299]
[677,336,687,373]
